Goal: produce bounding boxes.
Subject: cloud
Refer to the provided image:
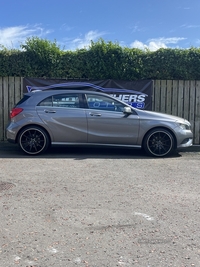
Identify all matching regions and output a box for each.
[181,24,200,29]
[178,6,191,10]
[130,37,186,51]
[0,25,51,49]
[64,30,107,50]
[60,24,74,32]
[130,24,145,33]
[0,27,106,51]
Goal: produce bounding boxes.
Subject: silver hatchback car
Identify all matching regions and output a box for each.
[6,89,193,157]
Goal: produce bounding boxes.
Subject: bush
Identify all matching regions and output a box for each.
[0,37,200,80]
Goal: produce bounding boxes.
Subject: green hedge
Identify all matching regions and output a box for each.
[0,37,200,80]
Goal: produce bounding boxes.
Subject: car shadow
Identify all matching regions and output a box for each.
[0,142,182,159]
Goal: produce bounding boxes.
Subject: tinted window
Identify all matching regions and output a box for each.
[52,94,80,108]
[38,96,53,107]
[85,94,125,112]
[16,95,31,106]
[38,94,80,108]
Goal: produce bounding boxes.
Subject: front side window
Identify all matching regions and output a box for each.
[85,94,125,112]
[38,93,80,108]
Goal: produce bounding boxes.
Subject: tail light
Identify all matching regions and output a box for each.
[10,107,23,118]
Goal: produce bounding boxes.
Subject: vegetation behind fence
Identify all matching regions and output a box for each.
[1,38,200,80]
[0,77,199,144]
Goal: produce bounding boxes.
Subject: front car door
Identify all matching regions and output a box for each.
[84,93,140,145]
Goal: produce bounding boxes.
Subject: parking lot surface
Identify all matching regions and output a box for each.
[0,142,200,267]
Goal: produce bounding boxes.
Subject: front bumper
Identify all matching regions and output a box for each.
[177,137,193,148]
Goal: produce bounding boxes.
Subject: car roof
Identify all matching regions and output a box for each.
[26,89,109,96]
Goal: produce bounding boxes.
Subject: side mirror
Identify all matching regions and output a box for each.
[123,106,132,114]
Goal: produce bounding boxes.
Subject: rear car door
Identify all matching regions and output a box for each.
[84,93,140,145]
[36,93,87,143]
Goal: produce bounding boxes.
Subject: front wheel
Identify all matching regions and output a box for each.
[143,128,175,157]
[18,126,49,155]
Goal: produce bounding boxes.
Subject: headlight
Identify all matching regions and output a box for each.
[177,123,190,130]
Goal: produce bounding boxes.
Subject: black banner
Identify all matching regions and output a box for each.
[23,78,153,110]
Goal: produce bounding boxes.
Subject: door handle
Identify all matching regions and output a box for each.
[44,110,56,113]
[89,112,101,117]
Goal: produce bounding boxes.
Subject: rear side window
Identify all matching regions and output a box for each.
[52,94,80,108]
[16,95,31,106]
[38,96,53,107]
[38,93,80,108]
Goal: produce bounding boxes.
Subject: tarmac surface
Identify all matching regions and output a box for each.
[0,142,200,267]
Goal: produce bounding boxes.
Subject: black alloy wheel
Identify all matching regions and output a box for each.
[18,126,49,155]
[143,128,175,157]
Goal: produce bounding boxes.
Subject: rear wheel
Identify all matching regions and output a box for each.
[143,128,175,157]
[18,126,49,155]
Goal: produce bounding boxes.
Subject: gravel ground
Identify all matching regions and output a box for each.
[0,142,200,267]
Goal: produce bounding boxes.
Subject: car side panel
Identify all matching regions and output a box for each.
[85,109,140,145]
[36,106,87,142]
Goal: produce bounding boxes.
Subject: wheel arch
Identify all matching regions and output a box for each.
[142,126,177,149]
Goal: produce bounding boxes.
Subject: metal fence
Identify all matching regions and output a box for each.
[0,77,200,144]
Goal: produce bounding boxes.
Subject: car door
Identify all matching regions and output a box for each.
[36,93,87,143]
[84,93,140,145]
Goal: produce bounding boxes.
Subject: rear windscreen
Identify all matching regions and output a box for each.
[16,95,31,106]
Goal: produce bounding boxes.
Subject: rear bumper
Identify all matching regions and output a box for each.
[6,123,19,143]
[6,138,16,144]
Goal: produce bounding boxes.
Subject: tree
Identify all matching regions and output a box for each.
[20,37,62,77]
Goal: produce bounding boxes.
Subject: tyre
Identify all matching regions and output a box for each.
[18,126,49,155]
[143,128,175,157]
